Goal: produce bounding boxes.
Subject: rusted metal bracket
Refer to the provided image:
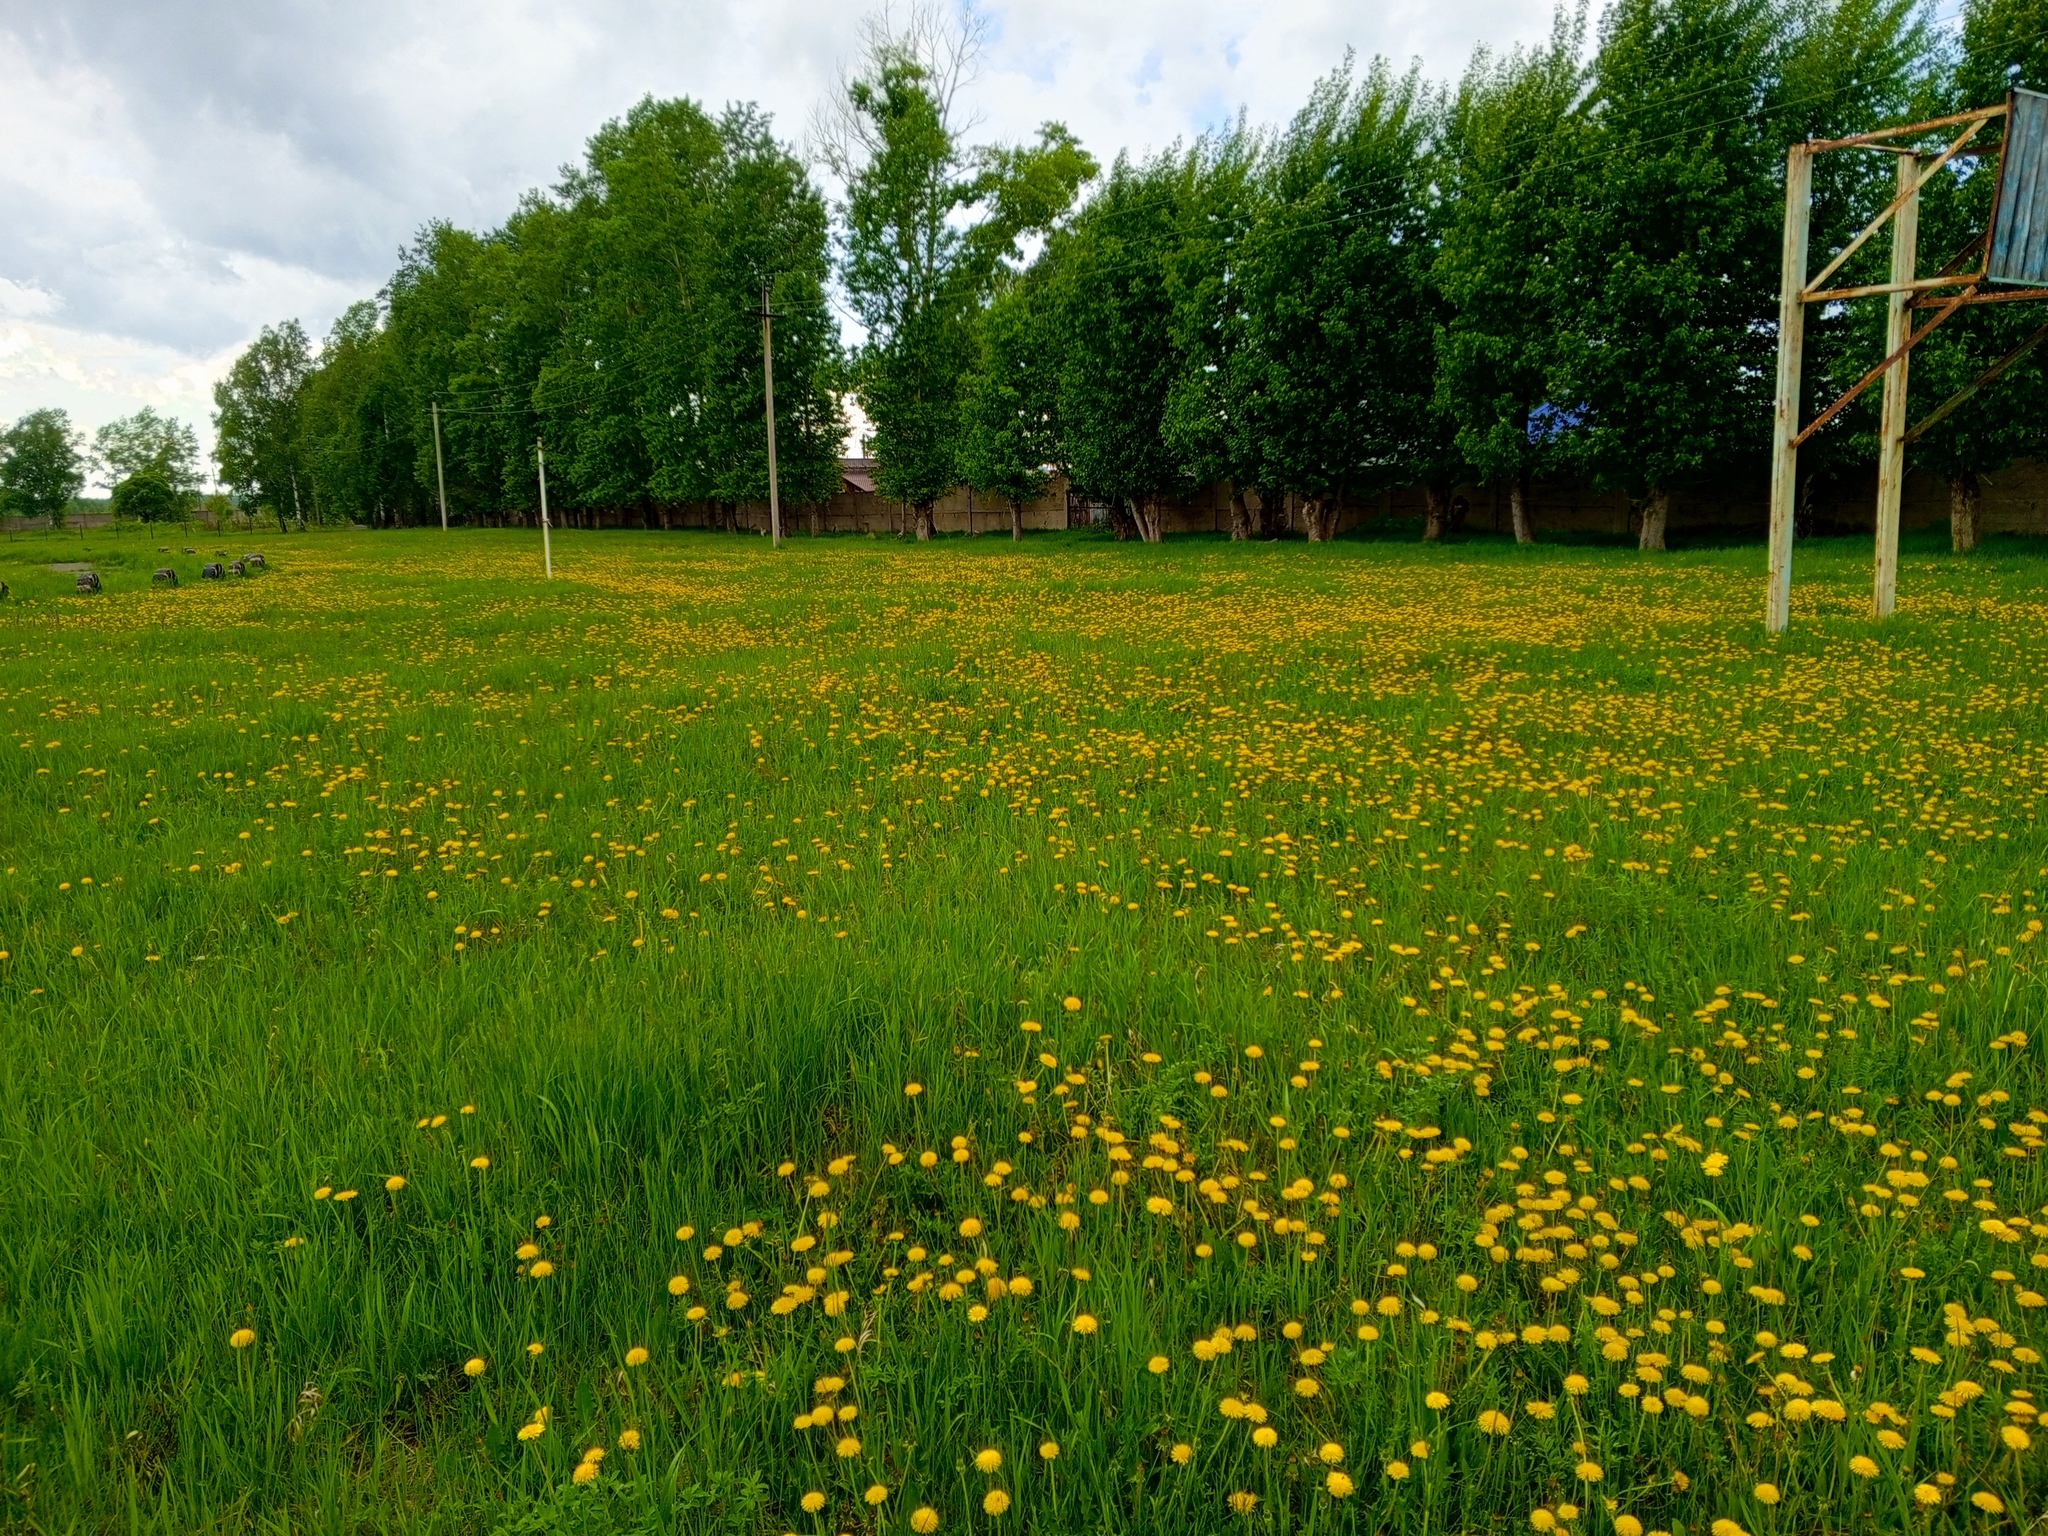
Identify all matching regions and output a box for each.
[1911,285,2048,307]
[1793,287,1975,447]
[1802,117,1996,298]
[1903,315,2048,443]
[1807,103,2009,153]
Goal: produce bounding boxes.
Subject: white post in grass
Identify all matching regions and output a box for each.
[536,438,553,580]
[1873,151,1920,620]
[1765,143,1812,635]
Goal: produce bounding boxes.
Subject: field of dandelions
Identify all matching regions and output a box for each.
[0,520,2045,1536]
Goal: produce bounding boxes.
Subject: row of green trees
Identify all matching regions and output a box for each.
[212,0,2048,546]
[0,407,204,526]
[211,102,846,531]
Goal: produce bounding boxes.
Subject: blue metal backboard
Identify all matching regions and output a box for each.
[1989,88,2048,286]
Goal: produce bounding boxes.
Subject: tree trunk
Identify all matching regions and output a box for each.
[1639,487,1669,551]
[1423,483,1446,542]
[915,501,935,541]
[1010,498,1024,541]
[1228,489,1253,541]
[967,487,976,536]
[1302,496,1340,542]
[1131,498,1166,543]
[1108,498,1138,540]
[1247,486,1274,538]
[1510,468,1535,544]
[1951,471,1981,552]
[809,502,822,537]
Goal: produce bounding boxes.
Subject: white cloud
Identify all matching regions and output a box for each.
[0,0,1559,457]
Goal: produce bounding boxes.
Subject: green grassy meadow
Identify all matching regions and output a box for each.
[0,521,2044,1535]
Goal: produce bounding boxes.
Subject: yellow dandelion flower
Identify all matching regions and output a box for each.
[228,1327,256,1350]
[1477,1409,1513,1436]
[1327,1470,1356,1497]
[1615,1518,1644,1536]
[617,1428,640,1450]
[1171,1442,1193,1464]
[800,1490,826,1513]
[1318,1442,1344,1465]
[1578,1461,1604,1483]
[1754,1483,1779,1505]
[983,1488,1011,1516]
[864,1483,889,1506]
[1039,1440,1059,1460]
[975,1448,1003,1473]
[528,1260,554,1279]
[1385,1460,1409,1480]
[1849,1456,1879,1477]
[463,1356,486,1377]
[1147,1355,1170,1374]
[384,1175,406,1193]
[1425,1390,1450,1410]
[1073,1313,1098,1335]
[910,1508,940,1534]
[571,1460,597,1483]
[1972,1491,2006,1514]
[1228,1491,1258,1514]
[835,1435,861,1458]
[517,1422,545,1441]
[2003,1424,2031,1450]
[1251,1426,1278,1448]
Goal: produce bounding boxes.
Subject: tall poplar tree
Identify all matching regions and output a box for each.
[1434,13,1588,544]
[1240,56,1441,542]
[830,9,1093,538]
[1552,0,1783,549]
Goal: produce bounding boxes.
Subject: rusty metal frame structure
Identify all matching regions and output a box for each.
[1764,92,2048,632]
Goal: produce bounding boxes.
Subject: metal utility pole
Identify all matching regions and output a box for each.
[761,281,782,548]
[536,438,553,579]
[432,401,449,532]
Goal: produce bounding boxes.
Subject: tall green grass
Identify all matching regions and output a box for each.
[0,522,2043,1534]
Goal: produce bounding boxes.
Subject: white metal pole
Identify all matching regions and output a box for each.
[536,438,553,580]
[432,401,449,532]
[1765,144,1812,635]
[762,282,782,549]
[1873,152,1919,620]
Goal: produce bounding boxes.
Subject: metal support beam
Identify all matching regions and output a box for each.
[1808,101,2007,152]
[1912,285,2048,307]
[1794,288,1972,448]
[1905,315,2048,443]
[1803,118,1989,298]
[1804,272,1980,304]
[1874,153,1919,620]
[1766,144,1812,635]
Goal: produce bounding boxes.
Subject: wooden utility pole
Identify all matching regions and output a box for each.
[1873,151,1920,619]
[1765,143,1812,635]
[432,401,449,532]
[536,438,553,579]
[761,282,782,549]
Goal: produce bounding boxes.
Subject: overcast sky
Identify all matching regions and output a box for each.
[0,0,1556,485]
